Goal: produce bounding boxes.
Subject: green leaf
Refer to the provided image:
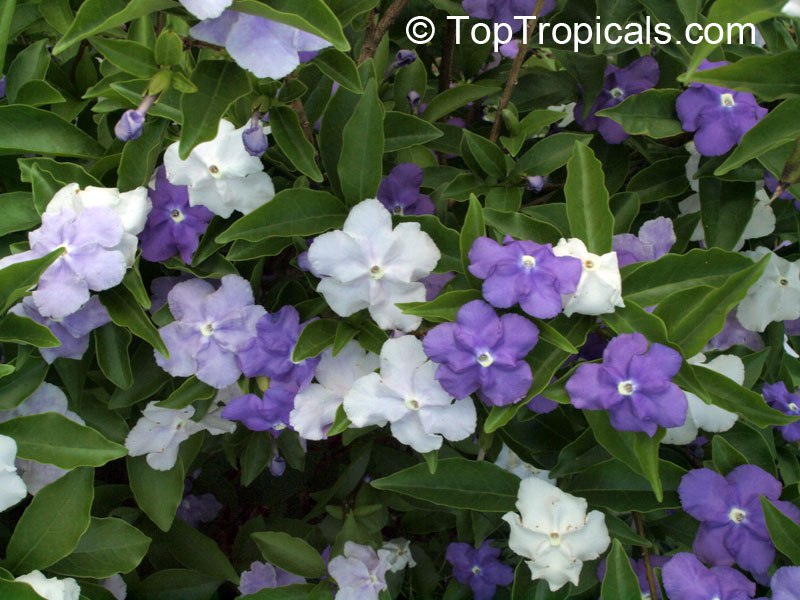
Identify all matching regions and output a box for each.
[0,313,59,348]
[460,195,485,288]
[313,49,363,93]
[601,540,642,600]
[232,0,349,51]
[252,531,326,578]
[270,106,323,182]
[108,345,170,409]
[689,50,800,101]
[626,157,690,205]
[383,112,444,152]
[241,585,318,600]
[4,467,94,572]
[711,435,748,474]
[118,118,168,191]
[99,287,167,356]
[217,189,347,243]
[484,208,562,245]
[49,517,151,578]
[462,131,507,179]
[400,215,462,273]
[699,179,755,250]
[0,413,126,469]
[5,39,50,104]
[761,497,800,564]
[156,376,216,409]
[602,301,670,345]
[597,89,683,139]
[338,79,384,205]
[421,85,499,123]
[533,319,579,354]
[14,80,67,107]
[90,37,157,78]
[0,580,51,600]
[513,133,592,177]
[127,456,185,532]
[0,106,104,157]
[0,358,48,411]
[565,143,613,254]
[178,61,251,159]
[130,569,221,600]
[160,520,239,584]
[292,319,339,362]
[398,290,483,323]
[94,324,133,389]
[0,192,39,237]
[371,457,520,512]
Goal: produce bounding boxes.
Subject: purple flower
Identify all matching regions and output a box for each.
[0,75,5,99]
[445,541,514,600]
[377,163,435,216]
[662,553,756,600]
[598,555,669,599]
[190,11,331,80]
[765,172,800,211]
[421,272,456,301]
[526,175,545,192]
[526,394,558,414]
[575,56,660,144]
[423,300,539,406]
[612,217,676,268]
[771,567,800,600]
[222,384,297,433]
[462,0,557,33]
[676,60,768,157]
[155,275,266,388]
[114,110,145,142]
[177,493,222,527]
[10,296,110,364]
[140,166,214,264]
[242,112,269,157]
[787,318,800,336]
[393,50,417,68]
[679,465,800,576]
[239,561,305,596]
[762,381,800,442]
[566,333,687,436]
[149,275,192,314]
[706,312,765,352]
[468,236,582,319]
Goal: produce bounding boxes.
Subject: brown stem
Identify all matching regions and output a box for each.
[357,0,411,64]
[770,184,786,203]
[439,19,457,93]
[70,40,89,85]
[489,0,546,143]
[633,512,659,600]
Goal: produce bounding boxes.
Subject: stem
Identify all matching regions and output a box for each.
[0,0,16,73]
[70,40,89,85]
[438,19,456,93]
[489,0,546,143]
[358,0,411,64]
[291,96,317,152]
[769,184,786,203]
[633,512,659,600]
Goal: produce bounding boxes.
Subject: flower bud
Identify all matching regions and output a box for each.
[114,109,146,142]
[407,90,421,110]
[394,49,417,68]
[526,175,545,193]
[242,119,269,157]
[0,75,6,100]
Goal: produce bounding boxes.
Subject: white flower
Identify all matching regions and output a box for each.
[99,574,127,600]
[502,477,610,591]
[343,336,476,453]
[15,570,80,600]
[125,402,235,471]
[164,119,275,218]
[290,341,379,440]
[179,0,232,20]
[685,141,701,192]
[381,538,417,573]
[662,354,741,445]
[0,383,85,494]
[0,434,27,512]
[736,247,800,332]
[783,0,800,17]
[546,103,576,129]
[307,199,441,332]
[495,445,555,483]
[329,542,391,600]
[552,238,624,316]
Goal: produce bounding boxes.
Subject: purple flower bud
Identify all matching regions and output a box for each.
[0,75,6,100]
[114,109,146,142]
[526,175,545,192]
[394,49,417,68]
[407,90,421,109]
[269,455,286,477]
[242,125,269,157]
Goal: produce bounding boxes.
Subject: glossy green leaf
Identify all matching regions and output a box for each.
[160,520,239,584]
[689,50,800,101]
[99,287,167,356]
[483,208,562,245]
[270,106,323,182]
[565,143,614,254]
[94,323,133,389]
[762,497,800,564]
[156,376,216,410]
[384,112,444,152]
[626,157,690,205]
[597,89,683,139]
[422,85,500,123]
[130,569,221,600]
[513,133,593,177]
[252,531,326,578]
[90,37,157,78]
[0,313,59,348]
[460,195,485,288]
[711,435,748,474]
[462,131,507,179]
[699,179,755,250]
[313,48,362,92]
[292,319,339,362]
[0,106,104,157]
[398,290,482,323]
[0,358,48,411]
[338,79,384,205]
[127,455,185,532]
[601,539,642,600]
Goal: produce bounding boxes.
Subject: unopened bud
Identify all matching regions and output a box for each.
[526,175,545,192]
[242,112,269,157]
[394,49,417,68]
[114,109,146,142]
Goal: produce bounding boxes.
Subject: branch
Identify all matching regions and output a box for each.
[633,512,660,600]
[358,0,411,64]
[439,19,457,93]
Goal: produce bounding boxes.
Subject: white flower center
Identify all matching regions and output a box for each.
[471,565,482,575]
[720,93,735,107]
[404,397,421,411]
[369,265,385,280]
[369,574,379,584]
[274,422,287,431]
[170,209,185,223]
[789,402,799,412]
[200,322,214,337]
[779,277,790,287]
[521,255,536,269]
[548,531,562,546]
[618,380,635,396]
[583,259,596,270]
[610,87,625,99]
[477,352,494,368]
[729,508,746,523]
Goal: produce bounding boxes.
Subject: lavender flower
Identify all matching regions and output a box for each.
[114,95,156,142]
[242,112,269,157]
[770,567,800,600]
[706,312,765,352]
[445,541,514,600]
[328,542,391,600]
[179,0,231,20]
[0,75,5,99]
[239,561,305,596]
[140,166,214,264]
[612,217,676,268]
[423,300,539,406]
[462,0,557,33]
[566,333,687,436]
[468,236,582,319]
[155,275,266,388]
[222,384,298,434]
[526,175,545,192]
[679,465,800,576]
[676,60,768,156]
[177,493,222,527]
[377,163,434,216]
[762,381,800,442]
[661,553,756,600]
[575,56,660,144]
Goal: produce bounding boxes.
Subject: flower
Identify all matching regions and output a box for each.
[662,354,741,445]
[552,238,624,316]
[421,272,455,301]
[164,119,275,218]
[177,493,223,527]
[222,383,298,434]
[770,567,800,600]
[381,539,417,573]
[14,570,81,600]
[676,60,768,156]
[762,381,800,443]
[706,312,765,352]
[179,0,231,20]
[661,553,756,600]
[612,217,676,268]
[737,247,800,332]
[377,163,434,216]
[239,561,305,595]
[462,0,557,33]
[468,236,582,319]
[597,555,669,599]
[114,109,145,142]
[445,541,514,600]
[566,333,687,437]
[307,199,441,332]
[0,207,131,319]
[0,434,27,512]
[328,542,391,600]
[679,465,800,576]
[494,444,554,482]
[190,11,331,79]
[290,341,379,441]
[10,296,111,364]
[502,477,610,591]
[139,166,214,264]
[99,574,126,600]
[0,75,5,99]
[575,56,660,144]
[154,276,266,388]
[242,117,269,157]
[782,0,800,17]
[125,401,235,470]
[343,336,476,453]
[423,300,539,406]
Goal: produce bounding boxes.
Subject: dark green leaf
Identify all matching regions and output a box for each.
[0,313,59,348]
[338,79,384,205]
[565,143,613,254]
[761,497,800,564]
[99,287,167,356]
[383,112,444,153]
[460,195,485,288]
[94,324,133,389]
[421,85,499,123]
[270,106,323,182]
[293,319,339,362]
[156,376,216,410]
[398,290,482,323]
[601,539,642,600]
[597,89,683,139]
[313,49,362,93]
[0,106,104,157]
[252,531,326,578]
[90,37,157,78]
